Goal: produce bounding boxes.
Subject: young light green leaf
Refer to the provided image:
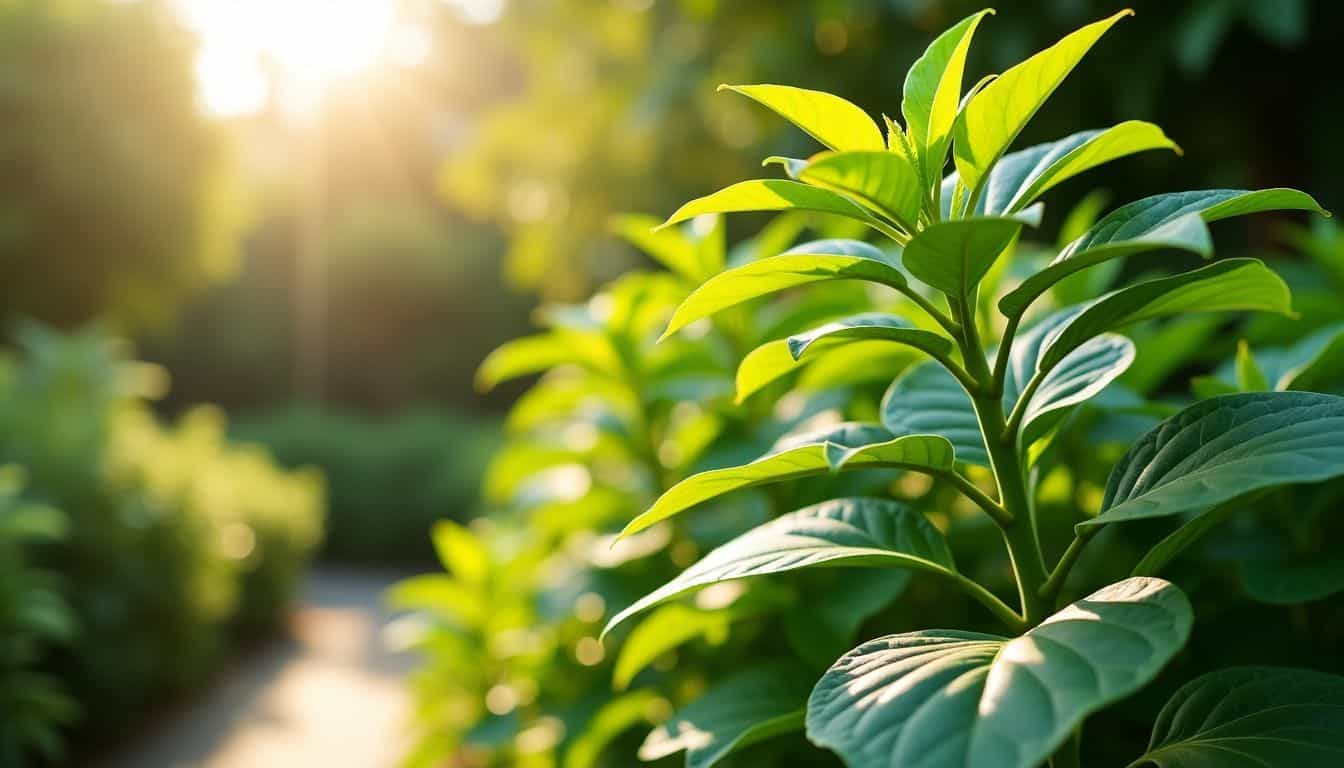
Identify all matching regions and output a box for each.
[1235,340,1270,390]
[763,155,810,179]
[660,179,882,231]
[640,661,811,768]
[431,520,489,585]
[953,10,1133,194]
[609,213,702,281]
[476,332,618,392]
[902,216,1029,295]
[720,84,885,152]
[618,423,893,538]
[736,338,916,404]
[605,498,953,637]
[1085,392,1344,529]
[799,151,923,230]
[661,240,906,339]
[563,690,666,768]
[1133,667,1344,768]
[806,577,1192,768]
[881,362,986,466]
[1000,188,1325,319]
[611,603,765,690]
[1039,258,1293,374]
[901,9,993,191]
[981,122,1179,215]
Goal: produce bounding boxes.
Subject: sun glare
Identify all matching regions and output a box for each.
[180,0,418,116]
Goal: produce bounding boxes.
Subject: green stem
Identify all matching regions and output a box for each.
[943,570,1027,634]
[1039,532,1095,604]
[955,298,1051,625]
[938,470,1012,526]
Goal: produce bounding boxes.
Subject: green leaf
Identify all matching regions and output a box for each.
[431,520,489,585]
[953,10,1133,194]
[787,569,910,669]
[1133,667,1344,768]
[806,577,1192,768]
[661,239,906,339]
[1000,188,1325,320]
[660,179,884,232]
[881,362,986,466]
[609,213,703,281]
[720,84,885,152]
[736,337,917,404]
[1040,258,1293,374]
[786,312,953,362]
[734,313,950,403]
[619,423,887,537]
[476,331,618,391]
[1086,392,1344,530]
[606,498,953,637]
[981,122,1179,215]
[1235,340,1270,390]
[563,690,666,768]
[1018,334,1136,446]
[640,661,812,768]
[902,216,1030,295]
[1245,322,1344,392]
[612,604,748,690]
[901,9,993,192]
[799,151,923,230]
[1242,555,1344,605]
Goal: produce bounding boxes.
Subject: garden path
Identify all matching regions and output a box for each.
[99,567,418,768]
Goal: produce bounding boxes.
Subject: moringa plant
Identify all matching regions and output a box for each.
[601,9,1344,768]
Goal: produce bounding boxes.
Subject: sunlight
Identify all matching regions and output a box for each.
[179,0,418,116]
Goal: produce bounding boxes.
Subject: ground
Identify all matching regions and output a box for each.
[99,567,418,768]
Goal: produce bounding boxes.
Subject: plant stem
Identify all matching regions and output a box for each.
[1039,531,1094,604]
[954,298,1051,625]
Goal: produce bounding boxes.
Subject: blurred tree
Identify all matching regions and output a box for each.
[0,0,244,329]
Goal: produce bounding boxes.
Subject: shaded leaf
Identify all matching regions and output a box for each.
[1133,667,1344,767]
[902,216,1030,295]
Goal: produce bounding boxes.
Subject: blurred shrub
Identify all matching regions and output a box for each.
[233,404,498,564]
[0,468,76,767]
[0,0,244,330]
[0,323,323,752]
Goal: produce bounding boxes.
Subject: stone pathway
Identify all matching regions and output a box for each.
[99,567,419,768]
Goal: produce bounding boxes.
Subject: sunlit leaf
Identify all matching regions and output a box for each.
[640,661,811,768]
[981,122,1179,215]
[661,239,906,339]
[902,10,994,193]
[953,11,1133,193]
[1000,188,1325,319]
[612,603,765,690]
[1040,258,1293,374]
[660,180,883,232]
[609,213,703,281]
[721,84,885,152]
[800,151,923,230]
[476,331,619,392]
[1086,392,1344,530]
[806,577,1192,768]
[431,520,489,585]
[606,498,952,637]
[564,690,666,768]
[1133,667,1344,767]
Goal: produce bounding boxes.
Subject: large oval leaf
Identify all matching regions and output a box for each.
[620,423,961,538]
[606,498,953,636]
[800,151,923,231]
[660,179,881,231]
[982,122,1179,215]
[806,577,1192,768]
[952,11,1132,193]
[881,361,987,466]
[1133,666,1344,768]
[661,239,905,339]
[720,84,884,152]
[1039,258,1293,374]
[902,9,992,192]
[902,216,1029,296]
[1085,392,1344,529]
[1000,188,1325,319]
[642,661,812,768]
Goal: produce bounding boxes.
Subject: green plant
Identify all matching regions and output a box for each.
[591,10,1344,767]
[0,323,323,748]
[0,467,75,768]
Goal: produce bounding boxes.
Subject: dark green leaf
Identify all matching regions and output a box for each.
[902,216,1030,295]
[807,578,1192,768]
